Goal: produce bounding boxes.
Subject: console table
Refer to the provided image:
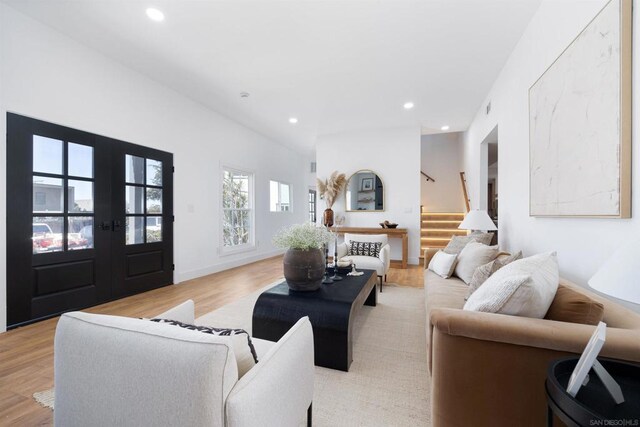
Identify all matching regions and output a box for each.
[330,226,409,269]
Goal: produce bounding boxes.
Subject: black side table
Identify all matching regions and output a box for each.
[546,357,640,427]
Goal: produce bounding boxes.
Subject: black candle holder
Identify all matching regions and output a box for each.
[322,243,334,284]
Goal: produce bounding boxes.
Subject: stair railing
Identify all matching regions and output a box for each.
[421,171,435,182]
[459,172,471,213]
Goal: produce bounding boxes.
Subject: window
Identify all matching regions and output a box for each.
[270,180,291,212]
[308,190,317,223]
[124,155,163,245]
[32,137,95,254]
[222,168,254,250]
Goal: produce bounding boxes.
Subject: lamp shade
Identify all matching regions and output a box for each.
[458,209,497,231]
[588,237,640,305]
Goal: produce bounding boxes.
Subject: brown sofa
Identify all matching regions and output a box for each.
[423,249,640,427]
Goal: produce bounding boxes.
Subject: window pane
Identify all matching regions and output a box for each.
[126,216,144,245]
[146,216,162,243]
[125,186,144,214]
[280,183,290,211]
[68,180,93,213]
[146,188,162,214]
[223,170,249,209]
[270,181,278,212]
[146,159,162,186]
[68,216,93,250]
[68,143,93,178]
[33,135,63,175]
[33,176,64,213]
[32,216,63,254]
[125,155,144,184]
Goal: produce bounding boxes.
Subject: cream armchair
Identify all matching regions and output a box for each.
[337,233,391,291]
[54,301,315,427]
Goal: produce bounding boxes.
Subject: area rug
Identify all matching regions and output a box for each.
[34,281,430,426]
[198,281,431,427]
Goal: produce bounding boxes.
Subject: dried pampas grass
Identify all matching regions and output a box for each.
[317,171,347,208]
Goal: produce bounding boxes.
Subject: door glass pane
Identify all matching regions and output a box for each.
[146,159,162,186]
[146,188,162,214]
[68,180,93,213]
[68,143,93,178]
[126,216,144,245]
[33,135,63,175]
[68,216,93,250]
[33,176,64,213]
[32,216,63,254]
[146,216,162,243]
[125,186,144,214]
[125,155,144,184]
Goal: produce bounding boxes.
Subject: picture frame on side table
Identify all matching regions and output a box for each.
[567,321,625,404]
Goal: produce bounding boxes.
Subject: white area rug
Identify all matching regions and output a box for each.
[34,281,431,426]
[198,281,431,427]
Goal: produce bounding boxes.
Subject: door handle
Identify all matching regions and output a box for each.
[112,220,122,232]
[99,221,111,231]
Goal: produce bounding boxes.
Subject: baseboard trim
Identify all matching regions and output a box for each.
[175,249,285,284]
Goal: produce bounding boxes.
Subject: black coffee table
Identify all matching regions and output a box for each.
[252,269,377,372]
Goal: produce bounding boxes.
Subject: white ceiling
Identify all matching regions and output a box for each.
[3,0,541,154]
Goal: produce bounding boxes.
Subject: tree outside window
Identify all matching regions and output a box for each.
[222,168,253,248]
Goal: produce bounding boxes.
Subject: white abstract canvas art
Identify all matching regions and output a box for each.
[529,0,631,218]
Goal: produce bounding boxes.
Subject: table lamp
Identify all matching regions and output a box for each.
[458,209,497,233]
[588,236,640,305]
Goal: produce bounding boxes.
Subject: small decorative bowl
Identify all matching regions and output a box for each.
[380,222,399,229]
[386,223,398,229]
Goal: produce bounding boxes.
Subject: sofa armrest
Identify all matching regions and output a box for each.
[337,242,348,260]
[424,248,440,269]
[225,317,314,427]
[380,244,391,272]
[430,308,640,362]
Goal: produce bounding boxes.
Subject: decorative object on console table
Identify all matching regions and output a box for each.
[273,223,331,291]
[458,209,497,233]
[379,220,398,229]
[316,171,347,227]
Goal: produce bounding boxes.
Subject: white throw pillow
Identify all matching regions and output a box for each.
[454,242,499,284]
[463,252,559,318]
[428,251,458,278]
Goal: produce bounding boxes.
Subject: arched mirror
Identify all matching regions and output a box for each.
[345,170,384,211]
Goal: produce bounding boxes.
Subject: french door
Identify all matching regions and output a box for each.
[6,113,173,328]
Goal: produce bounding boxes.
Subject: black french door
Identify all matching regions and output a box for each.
[6,113,173,328]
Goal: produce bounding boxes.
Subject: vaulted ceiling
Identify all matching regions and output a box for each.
[4,0,541,153]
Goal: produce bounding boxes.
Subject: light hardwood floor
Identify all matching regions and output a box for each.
[0,257,423,426]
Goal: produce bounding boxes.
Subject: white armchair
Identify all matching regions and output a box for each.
[337,233,391,291]
[54,301,315,427]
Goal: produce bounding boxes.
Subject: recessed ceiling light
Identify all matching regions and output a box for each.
[403,102,414,110]
[146,8,165,22]
[289,117,298,124]
[441,125,450,131]
[240,92,250,98]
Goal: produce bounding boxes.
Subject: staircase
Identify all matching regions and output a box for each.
[420,209,467,258]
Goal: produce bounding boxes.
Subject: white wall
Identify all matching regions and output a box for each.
[316,127,421,264]
[463,0,640,310]
[0,4,308,332]
[420,132,465,212]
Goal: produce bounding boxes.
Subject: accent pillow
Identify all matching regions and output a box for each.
[428,250,458,278]
[454,242,499,284]
[348,241,382,257]
[463,252,559,318]
[443,233,493,255]
[544,284,605,326]
[150,319,258,377]
[467,251,523,298]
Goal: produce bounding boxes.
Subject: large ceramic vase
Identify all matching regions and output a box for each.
[323,208,334,227]
[283,248,325,291]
